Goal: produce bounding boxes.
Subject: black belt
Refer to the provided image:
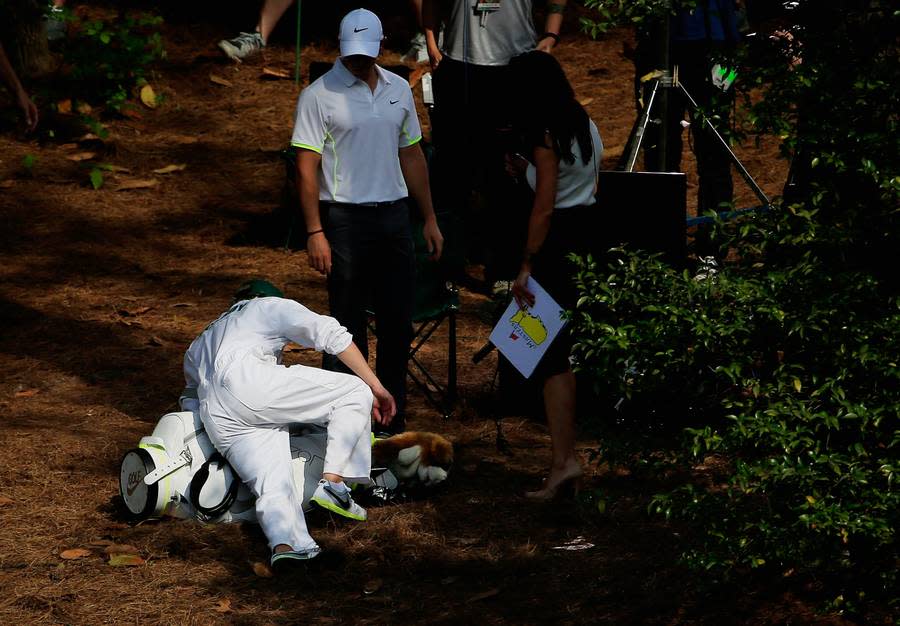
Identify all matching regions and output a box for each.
[321,199,404,208]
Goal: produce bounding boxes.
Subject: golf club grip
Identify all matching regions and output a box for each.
[472,341,495,364]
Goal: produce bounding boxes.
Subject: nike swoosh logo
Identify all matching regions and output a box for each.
[390,99,399,105]
[324,484,351,509]
[126,481,143,497]
[354,27,368,33]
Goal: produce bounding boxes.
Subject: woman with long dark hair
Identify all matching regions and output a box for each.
[506,50,602,501]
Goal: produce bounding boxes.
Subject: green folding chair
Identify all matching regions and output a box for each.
[405,210,461,418]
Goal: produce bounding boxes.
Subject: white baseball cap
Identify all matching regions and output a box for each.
[339,9,383,58]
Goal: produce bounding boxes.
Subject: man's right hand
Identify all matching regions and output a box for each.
[427,41,442,71]
[371,385,396,426]
[307,232,332,275]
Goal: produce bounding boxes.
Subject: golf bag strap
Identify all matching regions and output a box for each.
[188,452,240,519]
[143,449,192,486]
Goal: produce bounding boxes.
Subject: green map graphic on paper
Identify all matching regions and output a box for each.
[509,309,548,345]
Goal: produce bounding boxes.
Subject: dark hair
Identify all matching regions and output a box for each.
[507,51,592,166]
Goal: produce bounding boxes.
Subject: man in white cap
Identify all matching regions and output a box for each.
[291,8,443,433]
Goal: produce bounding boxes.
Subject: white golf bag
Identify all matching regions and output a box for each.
[118,411,399,523]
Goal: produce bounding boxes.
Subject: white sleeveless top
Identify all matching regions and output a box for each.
[525,119,603,209]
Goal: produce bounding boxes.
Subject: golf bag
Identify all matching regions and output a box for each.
[119,411,400,523]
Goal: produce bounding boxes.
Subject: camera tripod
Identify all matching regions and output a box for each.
[620,66,770,212]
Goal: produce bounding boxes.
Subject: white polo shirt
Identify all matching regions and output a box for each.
[291,59,422,204]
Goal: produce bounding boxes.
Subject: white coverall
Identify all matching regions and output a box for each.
[181,297,374,551]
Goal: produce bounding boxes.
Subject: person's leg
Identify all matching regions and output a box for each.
[257,0,296,43]
[431,58,478,277]
[371,202,414,430]
[525,369,582,500]
[223,426,318,553]
[679,43,733,259]
[215,355,375,522]
[323,204,371,374]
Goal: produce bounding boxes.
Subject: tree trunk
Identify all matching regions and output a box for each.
[0,0,51,77]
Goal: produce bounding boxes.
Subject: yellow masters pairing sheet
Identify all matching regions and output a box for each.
[488,276,566,379]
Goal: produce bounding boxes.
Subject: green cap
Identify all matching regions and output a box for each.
[233,279,284,302]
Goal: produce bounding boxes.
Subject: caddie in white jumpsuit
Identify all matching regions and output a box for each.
[181,280,396,568]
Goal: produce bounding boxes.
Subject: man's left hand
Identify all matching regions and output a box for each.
[16,90,38,132]
[536,37,556,53]
[423,218,444,261]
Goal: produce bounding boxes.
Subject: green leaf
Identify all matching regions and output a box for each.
[89,168,104,190]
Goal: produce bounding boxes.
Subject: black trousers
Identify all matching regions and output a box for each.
[639,40,735,257]
[430,57,529,285]
[320,200,414,430]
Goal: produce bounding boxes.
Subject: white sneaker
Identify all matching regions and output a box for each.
[310,479,367,521]
[270,545,321,572]
[401,32,429,64]
[218,31,264,62]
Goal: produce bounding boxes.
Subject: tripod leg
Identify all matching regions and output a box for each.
[623,78,661,173]
[679,83,770,207]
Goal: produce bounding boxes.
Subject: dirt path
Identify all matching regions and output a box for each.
[0,17,844,625]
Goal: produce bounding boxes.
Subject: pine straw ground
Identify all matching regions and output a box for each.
[0,12,851,626]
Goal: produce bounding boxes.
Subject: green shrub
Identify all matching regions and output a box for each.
[570,219,898,606]
[573,0,899,612]
[58,10,164,111]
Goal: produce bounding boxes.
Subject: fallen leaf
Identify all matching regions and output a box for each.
[118,306,152,317]
[79,133,99,141]
[152,163,186,175]
[57,99,73,114]
[140,84,158,109]
[261,67,291,80]
[60,548,92,560]
[76,101,92,115]
[551,536,595,551]
[15,389,40,398]
[148,336,166,346]
[60,143,78,150]
[87,539,114,548]
[0,180,14,189]
[363,578,383,595]
[120,106,143,121]
[467,588,500,603]
[252,561,273,578]
[101,164,131,173]
[108,553,145,566]
[214,598,232,613]
[578,96,594,106]
[210,74,233,87]
[0,496,14,506]
[66,152,97,162]
[170,302,196,308]
[104,544,139,555]
[114,178,159,191]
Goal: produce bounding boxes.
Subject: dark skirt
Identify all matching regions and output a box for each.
[529,203,599,381]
